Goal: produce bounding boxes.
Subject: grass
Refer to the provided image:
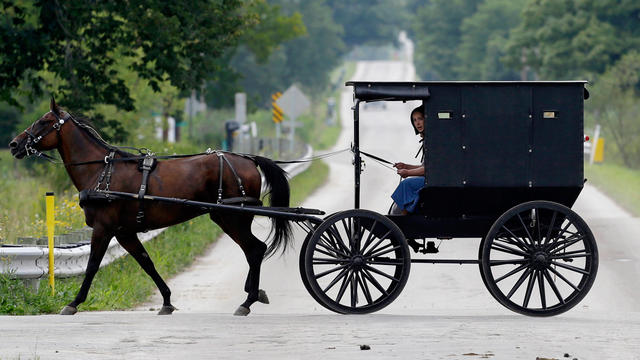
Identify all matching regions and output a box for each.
[0,160,329,314]
[0,150,86,244]
[584,162,640,216]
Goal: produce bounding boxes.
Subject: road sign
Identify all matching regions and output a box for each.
[276,85,310,120]
[272,92,283,123]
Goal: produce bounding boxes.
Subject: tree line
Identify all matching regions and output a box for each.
[0,0,404,146]
[2,1,638,168]
[409,0,640,168]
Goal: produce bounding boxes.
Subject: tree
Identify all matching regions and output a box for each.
[456,0,526,80]
[504,0,640,80]
[203,0,306,109]
[326,0,407,48]
[1,0,249,112]
[412,0,478,80]
[279,0,345,94]
[587,52,640,168]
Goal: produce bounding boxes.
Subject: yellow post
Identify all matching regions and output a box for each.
[594,138,605,163]
[45,192,55,295]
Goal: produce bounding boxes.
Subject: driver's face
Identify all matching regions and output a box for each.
[412,112,425,133]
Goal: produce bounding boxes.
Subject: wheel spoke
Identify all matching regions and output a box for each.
[362,237,386,257]
[341,218,352,248]
[546,221,576,247]
[314,264,349,279]
[326,224,350,253]
[359,220,378,254]
[500,225,532,250]
[354,220,366,254]
[491,242,529,257]
[506,268,532,299]
[543,269,565,304]
[321,229,350,257]
[364,264,400,282]
[543,210,557,246]
[313,243,348,259]
[366,244,401,259]
[331,225,353,253]
[552,252,591,261]
[490,259,529,266]
[312,258,349,265]
[361,268,389,296]
[549,235,586,254]
[523,269,536,308]
[365,242,393,257]
[335,270,352,304]
[537,270,547,309]
[356,271,374,305]
[517,213,535,246]
[495,236,529,252]
[494,263,529,283]
[547,266,581,292]
[350,271,357,307]
[550,261,589,275]
[322,266,350,292]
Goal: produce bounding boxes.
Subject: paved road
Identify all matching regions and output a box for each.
[1,61,639,360]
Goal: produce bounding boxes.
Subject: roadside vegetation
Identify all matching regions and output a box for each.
[584,163,640,217]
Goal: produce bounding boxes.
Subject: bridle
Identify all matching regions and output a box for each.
[23,110,71,160]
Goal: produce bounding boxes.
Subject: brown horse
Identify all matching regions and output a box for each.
[9,98,293,316]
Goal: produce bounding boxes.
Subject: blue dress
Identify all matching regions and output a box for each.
[391,176,425,213]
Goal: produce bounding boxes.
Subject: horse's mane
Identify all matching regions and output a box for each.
[70,113,136,157]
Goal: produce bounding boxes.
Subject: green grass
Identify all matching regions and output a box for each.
[0,160,328,314]
[584,162,640,216]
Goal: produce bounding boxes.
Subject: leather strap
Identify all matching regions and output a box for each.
[136,155,156,225]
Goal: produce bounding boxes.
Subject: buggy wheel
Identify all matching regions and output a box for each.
[303,209,411,314]
[480,201,598,316]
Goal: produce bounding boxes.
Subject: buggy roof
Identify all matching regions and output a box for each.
[345,81,589,101]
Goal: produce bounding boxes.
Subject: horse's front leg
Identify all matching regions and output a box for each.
[60,226,112,315]
[116,232,176,315]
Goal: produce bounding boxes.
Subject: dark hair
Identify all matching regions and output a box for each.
[410,105,424,135]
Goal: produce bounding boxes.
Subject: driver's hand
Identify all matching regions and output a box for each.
[394,162,407,169]
[397,169,410,178]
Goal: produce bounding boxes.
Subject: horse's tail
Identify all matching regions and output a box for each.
[253,155,293,257]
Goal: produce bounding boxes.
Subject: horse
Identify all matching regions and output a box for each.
[8,97,293,316]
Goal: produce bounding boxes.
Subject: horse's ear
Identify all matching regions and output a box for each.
[50,95,60,115]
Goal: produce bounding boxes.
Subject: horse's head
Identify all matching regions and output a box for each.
[9,97,71,159]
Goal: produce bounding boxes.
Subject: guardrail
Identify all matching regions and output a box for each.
[0,145,313,285]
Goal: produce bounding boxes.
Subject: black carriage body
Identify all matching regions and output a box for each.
[347,81,588,238]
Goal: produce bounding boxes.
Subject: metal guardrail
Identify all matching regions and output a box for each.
[0,146,313,281]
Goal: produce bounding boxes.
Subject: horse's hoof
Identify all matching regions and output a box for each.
[158,305,176,315]
[60,306,77,315]
[233,306,250,316]
[258,289,269,304]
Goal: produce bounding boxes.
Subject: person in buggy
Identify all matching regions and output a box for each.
[390,105,425,215]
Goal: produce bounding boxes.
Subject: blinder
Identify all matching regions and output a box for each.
[23,111,71,157]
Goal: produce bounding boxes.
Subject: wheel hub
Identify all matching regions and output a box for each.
[351,255,365,268]
[531,251,549,270]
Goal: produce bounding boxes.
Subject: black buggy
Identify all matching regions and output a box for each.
[299,81,598,317]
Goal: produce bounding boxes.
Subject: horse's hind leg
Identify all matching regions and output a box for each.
[212,214,267,316]
[61,226,112,315]
[235,231,268,316]
[116,233,176,315]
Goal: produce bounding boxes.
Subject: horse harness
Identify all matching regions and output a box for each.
[93,149,262,227]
